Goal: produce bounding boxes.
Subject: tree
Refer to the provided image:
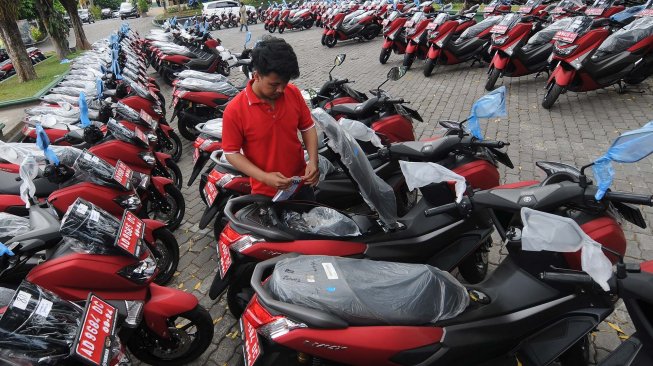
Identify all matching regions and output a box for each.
[0,2,37,82]
[34,0,70,60]
[59,0,90,50]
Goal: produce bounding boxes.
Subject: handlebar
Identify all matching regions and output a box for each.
[540,271,595,286]
[335,78,350,86]
[603,191,653,206]
[424,202,459,217]
[471,140,510,149]
[384,98,406,104]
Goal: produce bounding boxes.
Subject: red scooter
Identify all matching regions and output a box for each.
[25,200,213,366]
[324,9,382,47]
[403,5,454,69]
[543,6,653,108]
[278,8,315,32]
[379,4,418,63]
[265,7,282,31]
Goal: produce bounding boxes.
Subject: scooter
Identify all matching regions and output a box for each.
[278,8,315,32]
[324,9,382,47]
[403,4,454,69]
[543,7,653,108]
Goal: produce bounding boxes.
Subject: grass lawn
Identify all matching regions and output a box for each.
[155,8,202,21]
[0,51,81,103]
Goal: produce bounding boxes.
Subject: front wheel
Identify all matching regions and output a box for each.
[278,25,285,34]
[325,35,337,48]
[542,83,564,109]
[403,53,416,69]
[458,239,490,284]
[423,58,436,77]
[178,113,200,141]
[147,184,185,231]
[268,25,276,33]
[163,158,183,189]
[226,263,256,318]
[150,228,180,285]
[158,130,182,162]
[485,67,500,91]
[127,305,214,366]
[379,47,391,64]
[321,33,327,45]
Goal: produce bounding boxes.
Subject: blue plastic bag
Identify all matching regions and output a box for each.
[95,78,104,101]
[0,243,14,257]
[35,124,60,166]
[79,92,91,127]
[466,86,507,140]
[593,121,653,200]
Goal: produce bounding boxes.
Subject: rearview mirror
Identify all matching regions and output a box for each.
[387,66,407,81]
[603,121,653,163]
[335,54,346,66]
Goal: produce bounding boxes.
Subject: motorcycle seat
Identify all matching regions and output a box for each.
[186,55,217,69]
[388,137,460,162]
[175,79,239,96]
[328,98,378,119]
[0,173,58,197]
[216,158,242,176]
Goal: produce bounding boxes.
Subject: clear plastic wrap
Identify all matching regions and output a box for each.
[196,118,223,138]
[526,16,578,46]
[338,118,383,148]
[20,155,38,206]
[268,255,470,326]
[399,161,467,202]
[0,281,83,365]
[457,15,503,41]
[41,93,92,106]
[0,213,30,240]
[26,114,79,126]
[48,85,98,98]
[0,142,82,167]
[60,198,121,249]
[25,103,78,117]
[303,153,336,182]
[70,150,118,188]
[312,108,398,228]
[176,70,230,83]
[597,16,653,55]
[107,118,138,145]
[521,208,612,291]
[282,207,361,236]
[175,78,239,96]
[115,101,144,124]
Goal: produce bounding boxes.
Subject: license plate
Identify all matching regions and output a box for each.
[193,147,200,164]
[140,109,155,127]
[585,7,603,16]
[241,316,261,366]
[426,22,438,30]
[405,20,414,27]
[204,181,218,206]
[382,19,389,25]
[553,30,578,43]
[217,237,232,279]
[484,6,495,12]
[491,24,508,34]
[135,127,149,145]
[73,294,118,366]
[114,211,145,258]
[518,6,532,13]
[636,8,653,17]
[112,160,134,190]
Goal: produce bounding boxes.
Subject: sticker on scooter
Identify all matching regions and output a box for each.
[426,22,438,30]
[114,210,145,258]
[518,6,532,13]
[112,160,134,190]
[491,24,508,34]
[73,294,118,366]
[193,147,200,164]
[637,8,653,17]
[240,315,261,366]
[484,5,495,12]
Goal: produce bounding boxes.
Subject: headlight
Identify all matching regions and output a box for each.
[117,252,157,284]
[492,35,508,46]
[147,132,157,143]
[114,194,141,210]
[553,43,578,56]
[152,105,162,115]
[139,152,156,166]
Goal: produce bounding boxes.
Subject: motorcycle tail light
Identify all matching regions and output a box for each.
[199,138,215,151]
[117,253,157,284]
[243,296,306,340]
[114,194,141,210]
[216,173,236,188]
[219,224,262,253]
[139,152,156,166]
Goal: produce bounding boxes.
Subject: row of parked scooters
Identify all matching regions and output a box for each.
[0,24,217,365]
[201,8,260,31]
[0,47,48,81]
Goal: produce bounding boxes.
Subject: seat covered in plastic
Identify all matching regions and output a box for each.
[175,78,239,96]
[0,173,58,197]
[328,98,378,119]
[595,16,653,57]
[267,255,470,326]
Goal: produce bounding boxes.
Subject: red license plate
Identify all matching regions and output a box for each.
[519,6,532,13]
[134,127,149,145]
[139,109,156,128]
[218,237,232,278]
[426,22,437,30]
[241,315,261,366]
[204,181,218,206]
[405,20,414,27]
[491,24,508,34]
[585,7,603,15]
[112,160,134,190]
[73,295,118,366]
[637,8,653,17]
[193,147,200,164]
[553,30,578,43]
[484,6,495,12]
[115,211,145,258]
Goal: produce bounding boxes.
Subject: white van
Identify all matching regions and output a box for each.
[202,0,255,17]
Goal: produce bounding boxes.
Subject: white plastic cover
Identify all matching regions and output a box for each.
[0,142,82,167]
[175,78,239,96]
[399,161,467,203]
[19,156,37,207]
[338,118,383,148]
[312,108,398,228]
[268,255,469,325]
[304,152,336,182]
[177,70,230,83]
[0,213,29,239]
[282,207,361,236]
[521,208,613,291]
[197,118,223,138]
[597,16,653,54]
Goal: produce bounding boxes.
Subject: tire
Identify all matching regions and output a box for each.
[458,239,490,284]
[150,228,180,285]
[164,158,183,189]
[379,47,391,64]
[155,91,167,112]
[403,53,416,70]
[178,114,200,141]
[279,26,285,34]
[226,263,256,318]
[325,35,337,48]
[423,58,436,77]
[542,83,564,109]
[162,130,182,162]
[268,25,276,33]
[485,67,500,91]
[127,305,213,366]
[147,184,185,231]
[220,61,231,77]
[264,23,268,30]
[321,33,326,45]
[558,334,590,366]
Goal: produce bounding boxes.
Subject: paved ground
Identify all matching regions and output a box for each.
[3,11,653,365]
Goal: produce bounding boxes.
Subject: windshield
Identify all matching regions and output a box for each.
[387,10,399,21]
[72,150,116,186]
[497,12,521,28]
[410,11,424,23]
[432,12,449,25]
[566,15,593,35]
[527,16,578,45]
[591,0,612,8]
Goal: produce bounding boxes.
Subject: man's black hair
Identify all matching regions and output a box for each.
[251,36,300,81]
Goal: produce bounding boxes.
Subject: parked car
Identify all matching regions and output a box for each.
[112,10,120,18]
[78,9,96,23]
[202,0,255,18]
[119,2,140,19]
[101,8,113,19]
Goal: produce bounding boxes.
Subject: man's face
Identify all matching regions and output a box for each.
[254,72,289,100]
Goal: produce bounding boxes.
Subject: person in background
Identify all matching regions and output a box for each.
[222,36,320,200]
[240,2,249,31]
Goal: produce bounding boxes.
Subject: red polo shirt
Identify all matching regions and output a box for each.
[222,80,314,197]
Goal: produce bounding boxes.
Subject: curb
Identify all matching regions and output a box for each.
[0,68,69,109]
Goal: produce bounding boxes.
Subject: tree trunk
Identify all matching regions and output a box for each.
[34,0,70,60]
[60,0,91,50]
[0,21,37,82]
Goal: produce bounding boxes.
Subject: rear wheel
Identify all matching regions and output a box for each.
[403,53,416,69]
[423,58,436,77]
[325,35,337,48]
[150,228,180,285]
[147,184,185,231]
[178,114,200,141]
[542,83,564,109]
[458,239,490,284]
[127,305,213,366]
[485,67,500,91]
[379,47,391,64]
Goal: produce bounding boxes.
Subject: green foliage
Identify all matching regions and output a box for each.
[137,0,149,13]
[95,0,121,9]
[29,25,44,41]
[53,0,65,13]
[19,0,38,20]
[89,5,102,18]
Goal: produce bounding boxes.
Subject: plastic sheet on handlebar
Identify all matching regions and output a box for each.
[60,198,122,249]
[0,213,30,240]
[338,118,383,148]
[399,161,467,203]
[521,208,612,291]
[0,281,83,365]
[267,255,469,326]
[312,108,398,228]
[596,17,653,55]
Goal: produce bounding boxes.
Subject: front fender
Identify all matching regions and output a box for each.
[405,42,417,54]
[152,176,174,194]
[427,46,440,60]
[549,65,576,87]
[490,52,509,70]
[154,152,172,167]
[144,284,199,338]
[142,219,166,244]
[382,39,393,49]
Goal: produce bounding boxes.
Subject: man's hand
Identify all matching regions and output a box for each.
[262,172,292,190]
[302,162,320,187]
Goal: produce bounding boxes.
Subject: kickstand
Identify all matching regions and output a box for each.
[617,81,647,94]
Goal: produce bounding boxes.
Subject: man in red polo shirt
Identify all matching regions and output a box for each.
[222,37,319,199]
